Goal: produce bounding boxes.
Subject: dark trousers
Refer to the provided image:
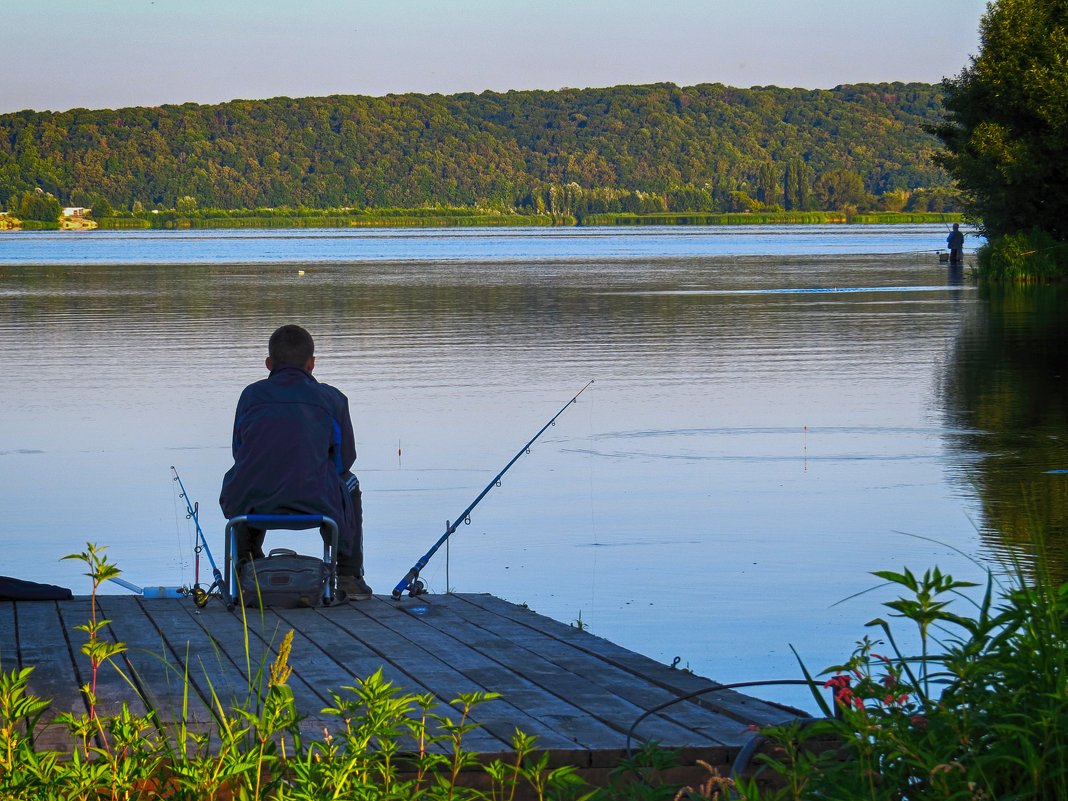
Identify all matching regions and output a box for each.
[234,477,364,577]
[337,478,364,577]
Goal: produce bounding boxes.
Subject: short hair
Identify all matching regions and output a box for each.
[268,325,314,366]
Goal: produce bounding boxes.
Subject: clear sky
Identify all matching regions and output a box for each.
[2,0,988,114]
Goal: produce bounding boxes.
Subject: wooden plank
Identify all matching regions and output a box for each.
[9,593,798,769]
[187,603,285,699]
[0,604,43,753]
[344,600,594,752]
[135,598,345,750]
[13,601,87,751]
[392,595,703,748]
[432,595,755,747]
[455,594,800,726]
[95,595,215,735]
[351,606,591,755]
[0,603,17,673]
[356,597,643,750]
[191,601,351,742]
[270,604,463,754]
[13,602,82,707]
[135,597,257,713]
[54,598,150,719]
[305,601,514,752]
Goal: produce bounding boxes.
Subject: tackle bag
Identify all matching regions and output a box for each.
[238,548,331,608]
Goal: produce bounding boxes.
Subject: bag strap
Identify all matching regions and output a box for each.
[266,548,298,557]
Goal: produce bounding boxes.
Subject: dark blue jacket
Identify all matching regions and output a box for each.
[219,365,357,549]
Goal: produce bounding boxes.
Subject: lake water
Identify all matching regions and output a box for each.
[3,224,1063,714]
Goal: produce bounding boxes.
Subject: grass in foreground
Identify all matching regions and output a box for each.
[2,544,1066,800]
[735,561,1068,800]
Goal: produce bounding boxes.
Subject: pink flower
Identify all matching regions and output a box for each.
[824,673,864,710]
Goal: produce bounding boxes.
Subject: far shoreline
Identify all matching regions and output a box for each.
[1,209,966,232]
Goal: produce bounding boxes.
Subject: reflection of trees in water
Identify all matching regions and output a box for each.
[943,283,1068,582]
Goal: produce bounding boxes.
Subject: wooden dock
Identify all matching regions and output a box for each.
[0,592,804,786]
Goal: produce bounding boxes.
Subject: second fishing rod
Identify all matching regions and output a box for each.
[172,465,225,607]
[392,380,594,600]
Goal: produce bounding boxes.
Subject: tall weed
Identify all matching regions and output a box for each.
[978,227,1068,281]
[743,563,1068,800]
[0,543,594,801]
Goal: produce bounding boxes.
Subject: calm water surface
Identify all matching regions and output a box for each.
[5,224,1056,713]
[0,224,960,265]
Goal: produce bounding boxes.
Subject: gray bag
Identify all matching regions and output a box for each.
[238,548,330,608]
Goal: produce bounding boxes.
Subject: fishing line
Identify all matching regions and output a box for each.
[1017,241,1068,256]
[623,676,837,799]
[392,380,595,600]
[625,677,823,757]
[171,474,191,588]
[887,248,954,255]
[585,388,598,620]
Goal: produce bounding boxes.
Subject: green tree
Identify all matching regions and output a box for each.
[934,0,1068,242]
[90,197,113,218]
[878,189,909,212]
[14,188,61,221]
[725,189,761,212]
[756,161,778,206]
[813,169,871,211]
[0,83,955,215]
[69,188,95,207]
[667,184,713,212]
[783,158,812,211]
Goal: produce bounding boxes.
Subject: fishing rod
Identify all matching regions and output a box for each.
[391,380,594,600]
[171,465,224,607]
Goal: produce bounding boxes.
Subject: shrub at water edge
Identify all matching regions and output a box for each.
[737,564,1068,800]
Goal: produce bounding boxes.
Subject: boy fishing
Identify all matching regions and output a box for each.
[220,324,372,600]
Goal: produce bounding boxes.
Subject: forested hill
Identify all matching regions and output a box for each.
[0,82,954,215]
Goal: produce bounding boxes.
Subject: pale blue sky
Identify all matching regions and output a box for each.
[2,0,988,113]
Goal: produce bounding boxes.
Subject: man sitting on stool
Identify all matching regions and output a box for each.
[220,324,372,600]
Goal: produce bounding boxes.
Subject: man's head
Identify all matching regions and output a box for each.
[267,324,315,372]
[952,223,960,231]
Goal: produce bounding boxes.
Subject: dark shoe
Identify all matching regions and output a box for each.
[337,575,373,601]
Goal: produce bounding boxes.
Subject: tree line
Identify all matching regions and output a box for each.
[0,81,959,219]
[935,0,1068,279]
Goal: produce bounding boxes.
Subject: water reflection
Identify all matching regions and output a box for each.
[943,283,1068,580]
[0,229,999,713]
